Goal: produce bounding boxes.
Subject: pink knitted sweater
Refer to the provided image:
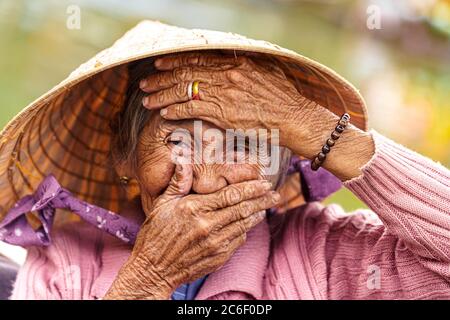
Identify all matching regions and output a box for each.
[10,131,450,299]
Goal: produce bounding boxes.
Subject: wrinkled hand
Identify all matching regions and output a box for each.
[105,164,280,300]
[139,52,375,181]
[139,53,324,155]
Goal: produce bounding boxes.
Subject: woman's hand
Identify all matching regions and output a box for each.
[104,164,280,300]
[139,53,375,180]
[140,53,318,149]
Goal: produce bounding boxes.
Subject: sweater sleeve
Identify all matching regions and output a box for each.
[344,130,450,271]
[9,223,103,300]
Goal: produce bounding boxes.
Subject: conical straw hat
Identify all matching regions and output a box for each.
[0,20,368,223]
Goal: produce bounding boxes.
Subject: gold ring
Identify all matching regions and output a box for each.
[192,81,200,100]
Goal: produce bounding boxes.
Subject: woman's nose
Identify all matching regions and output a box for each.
[191,165,228,194]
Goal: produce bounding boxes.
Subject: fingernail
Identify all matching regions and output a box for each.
[252,211,263,222]
[160,108,168,116]
[139,79,147,88]
[254,211,266,222]
[271,191,280,202]
[142,96,148,107]
[261,181,272,190]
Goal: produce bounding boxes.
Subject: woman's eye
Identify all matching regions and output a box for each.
[166,130,192,148]
[168,139,184,146]
[167,138,190,149]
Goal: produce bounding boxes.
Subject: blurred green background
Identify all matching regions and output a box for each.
[0,0,449,211]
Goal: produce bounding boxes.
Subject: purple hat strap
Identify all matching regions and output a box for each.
[287,157,342,202]
[0,174,140,247]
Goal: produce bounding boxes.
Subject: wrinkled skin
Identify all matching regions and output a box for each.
[105,113,281,299]
[139,53,374,180]
[104,53,375,300]
[140,53,319,157]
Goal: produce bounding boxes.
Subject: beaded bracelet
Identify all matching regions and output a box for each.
[311,113,350,171]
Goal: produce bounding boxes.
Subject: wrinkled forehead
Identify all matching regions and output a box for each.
[142,111,224,137]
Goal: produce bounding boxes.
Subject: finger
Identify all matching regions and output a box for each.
[142,82,190,109]
[143,82,216,110]
[187,180,272,212]
[155,53,241,70]
[212,191,280,227]
[176,211,265,281]
[140,67,224,93]
[198,231,246,264]
[159,100,220,121]
[162,163,193,200]
[216,209,266,241]
[176,234,246,284]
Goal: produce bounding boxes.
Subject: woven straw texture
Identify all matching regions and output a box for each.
[0,21,368,222]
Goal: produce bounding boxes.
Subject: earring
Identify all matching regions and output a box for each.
[119,176,130,185]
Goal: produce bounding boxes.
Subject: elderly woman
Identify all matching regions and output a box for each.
[1,22,449,300]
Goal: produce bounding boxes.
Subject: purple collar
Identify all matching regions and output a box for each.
[290,157,342,203]
[0,174,140,247]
